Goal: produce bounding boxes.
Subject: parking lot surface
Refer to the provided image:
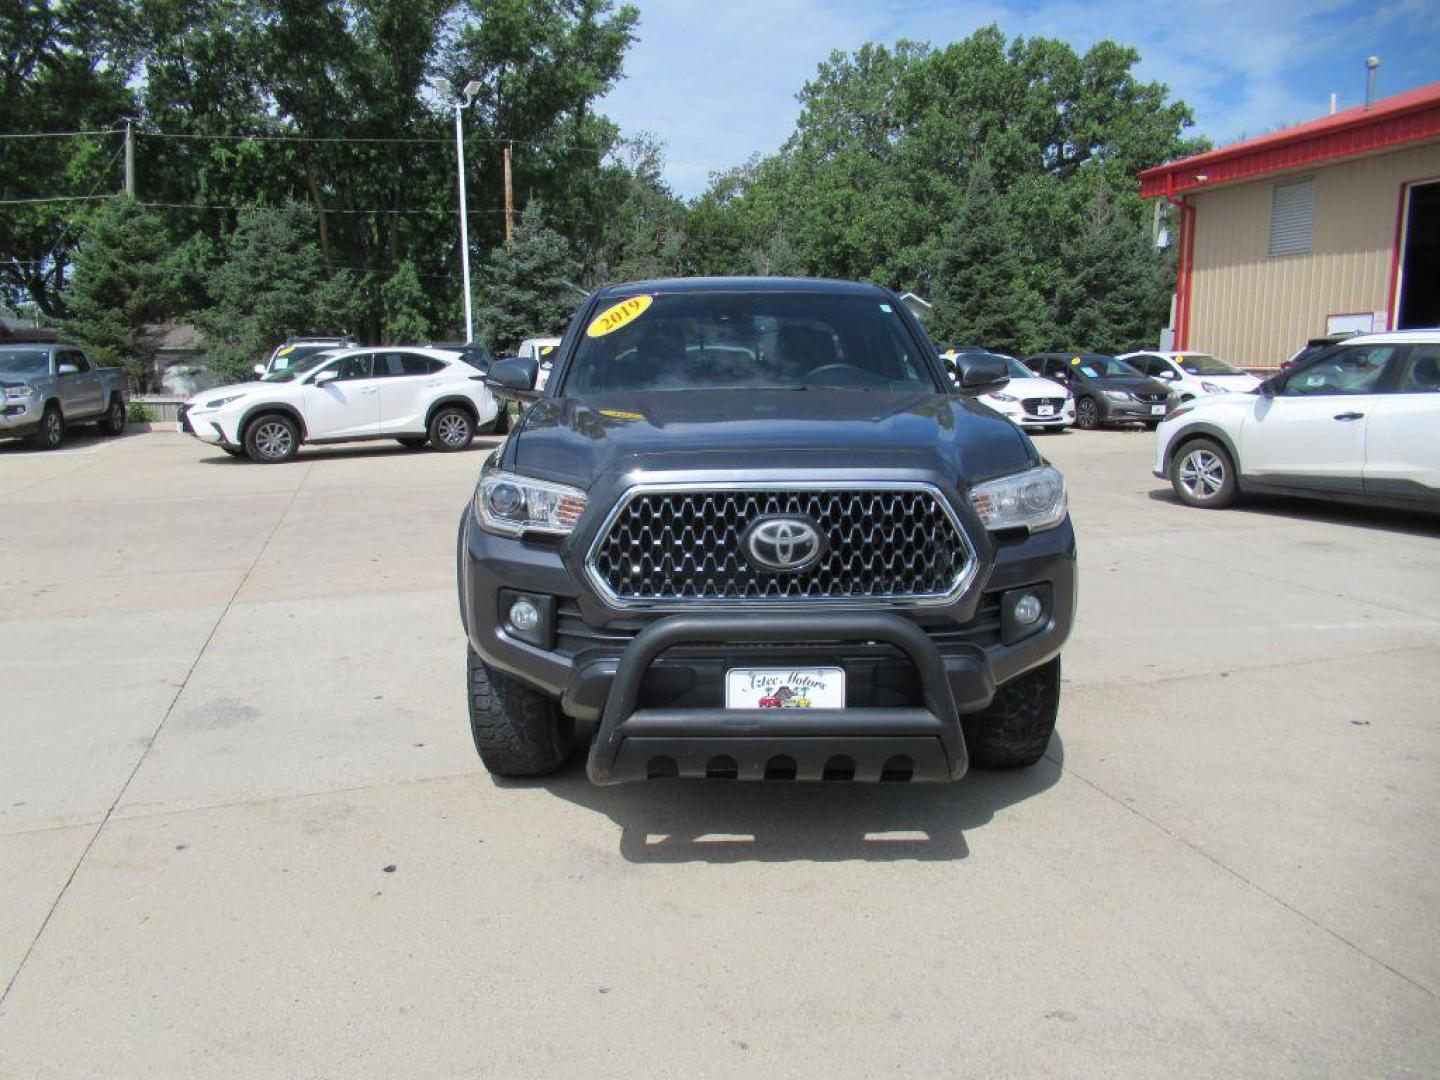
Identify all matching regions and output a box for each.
[2,428,1438,1078]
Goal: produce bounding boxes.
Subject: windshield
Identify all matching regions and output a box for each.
[1004,358,1033,379]
[268,343,336,372]
[262,350,338,382]
[0,349,49,377]
[1071,355,1140,378]
[1177,354,1242,376]
[563,292,937,395]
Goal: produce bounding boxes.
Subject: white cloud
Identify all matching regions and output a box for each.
[600,1,1423,197]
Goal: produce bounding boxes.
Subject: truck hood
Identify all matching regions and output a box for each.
[504,389,1038,489]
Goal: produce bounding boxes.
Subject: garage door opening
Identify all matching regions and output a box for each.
[1397,180,1440,330]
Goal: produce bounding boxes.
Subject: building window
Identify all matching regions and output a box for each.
[1268,178,1314,256]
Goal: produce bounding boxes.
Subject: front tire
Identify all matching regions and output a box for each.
[1074,397,1100,430]
[243,413,300,464]
[429,406,474,452]
[468,647,574,777]
[1170,437,1237,509]
[962,657,1060,768]
[31,405,63,450]
[99,396,126,436]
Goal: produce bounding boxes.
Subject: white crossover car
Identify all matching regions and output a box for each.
[971,356,1074,431]
[1155,331,1440,513]
[520,336,563,391]
[1121,350,1262,402]
[180,346,500,463]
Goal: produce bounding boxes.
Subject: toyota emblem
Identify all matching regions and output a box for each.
[741,516,827,573]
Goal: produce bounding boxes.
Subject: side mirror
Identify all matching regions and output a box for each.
[311,368,339,386]
[953,353,1010,397]
[253,364,266,378]
[1259,377,1278,398]
[57,363,79,376]
[486,356,541,401]
[1158,369,1179,381]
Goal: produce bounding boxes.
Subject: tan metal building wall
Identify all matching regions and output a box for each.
[1187,141,1440,367]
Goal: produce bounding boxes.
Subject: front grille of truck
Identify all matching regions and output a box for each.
[587,484,975,605]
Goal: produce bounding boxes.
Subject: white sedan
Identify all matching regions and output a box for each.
[975,356,1075,431]
[1155,331,1440,512]
[1121,350,1261,402]
[180,346,500,463]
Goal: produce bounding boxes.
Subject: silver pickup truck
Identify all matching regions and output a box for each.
[0,343,127,450]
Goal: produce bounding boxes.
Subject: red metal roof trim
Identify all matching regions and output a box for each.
[1140,81,1440,197]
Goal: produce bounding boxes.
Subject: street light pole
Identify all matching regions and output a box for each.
[431,77,483,343]
[453,102,473,343]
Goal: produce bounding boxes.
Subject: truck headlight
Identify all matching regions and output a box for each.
[968,465,1066,532]
[475,469,588,537]
[1102,390,1132,402]
[3,384,36,400]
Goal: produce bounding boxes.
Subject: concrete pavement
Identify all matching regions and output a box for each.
[1,427,1437,1077]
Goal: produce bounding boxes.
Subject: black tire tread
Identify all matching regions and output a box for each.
[467,647,573,777]
[962,657,1060,768]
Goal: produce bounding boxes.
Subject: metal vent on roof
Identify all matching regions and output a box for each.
[1268,178,1314,256]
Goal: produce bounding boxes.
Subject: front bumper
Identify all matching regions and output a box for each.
[0,396,41,435]
[1099,398,1167,424]
[458,497,1076,783]
[177,404,236,446]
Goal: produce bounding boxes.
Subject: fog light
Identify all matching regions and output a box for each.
[508,598,540,633]
[1013,592,1044,626]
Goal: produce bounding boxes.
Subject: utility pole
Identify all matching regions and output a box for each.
[454,103,473,343]
[124,120,134,197]
[502,142,514,244]
[429,77,482,343]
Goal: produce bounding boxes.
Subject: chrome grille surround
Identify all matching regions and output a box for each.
[584,481,978,609]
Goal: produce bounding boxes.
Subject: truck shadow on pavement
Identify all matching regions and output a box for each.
[194,439,504,465]
[1146,486,1440,537]
[518,734,1064,864]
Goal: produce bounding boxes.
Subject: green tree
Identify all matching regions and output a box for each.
[196,203,360,381]
[1055,188,1174,353]
[927,163,1050,355]
[380,260,432,342]
[473,202,579,354]
[59,199,197,388]
[0,1,137,315]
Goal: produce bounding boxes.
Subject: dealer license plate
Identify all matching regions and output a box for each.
[1151,404,1166,416]
[1036,404,1054,416]
[725,667,845,710]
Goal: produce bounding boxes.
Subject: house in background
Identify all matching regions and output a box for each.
[1141,80,1440,368]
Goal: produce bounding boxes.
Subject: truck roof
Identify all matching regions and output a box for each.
[598,277,891,299]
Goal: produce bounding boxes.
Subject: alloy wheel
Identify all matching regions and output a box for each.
[254,421,293,459]
[1178,448,1225,500]
[438,413,469,447]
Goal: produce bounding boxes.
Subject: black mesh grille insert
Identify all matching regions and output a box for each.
[591,488,971,601]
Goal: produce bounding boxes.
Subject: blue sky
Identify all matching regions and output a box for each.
[599,0,1440,198]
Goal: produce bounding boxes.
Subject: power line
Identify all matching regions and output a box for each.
[141,130,450,145]
[133,200,511,216]
[0,128,124,140]
[0,193,118,206]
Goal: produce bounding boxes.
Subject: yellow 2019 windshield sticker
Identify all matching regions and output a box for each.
[586,294,653,338]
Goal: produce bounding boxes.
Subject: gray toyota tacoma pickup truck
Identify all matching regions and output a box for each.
[457,277,1076,784]
[0,343,127,450]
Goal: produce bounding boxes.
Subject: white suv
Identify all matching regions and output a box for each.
[180,346,500,463]
[1155,331,1440,512]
